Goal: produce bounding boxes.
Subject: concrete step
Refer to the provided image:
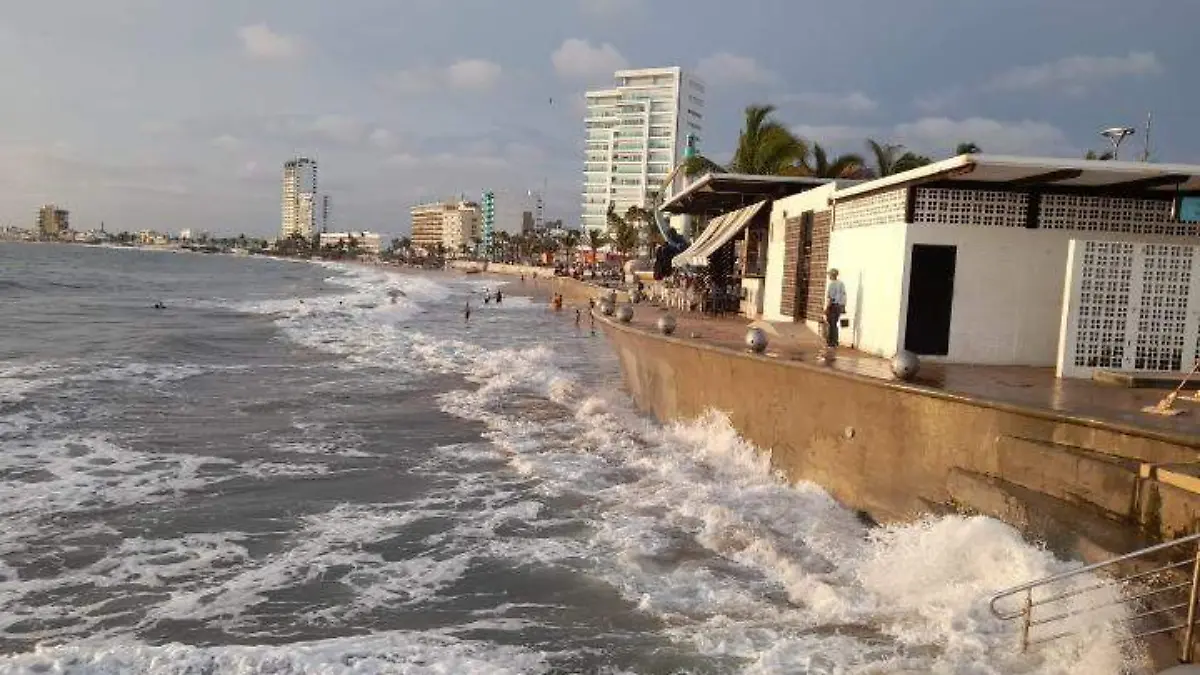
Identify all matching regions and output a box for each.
[994,434,1144,521]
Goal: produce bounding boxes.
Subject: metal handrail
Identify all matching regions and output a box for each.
[988,532,1200,663]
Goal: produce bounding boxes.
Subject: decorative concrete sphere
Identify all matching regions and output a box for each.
[600,299,615,316]
[745,327,769,353]
[615,304,634,323]
[891,350,921,381]
[657,314,677,335]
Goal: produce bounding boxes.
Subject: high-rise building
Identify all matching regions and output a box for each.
[36,204,70,238]
[281,157,318,240]
[320,195,332,233]
[581,67,704,232]
[410,200,481,255]
[521,210,535,234]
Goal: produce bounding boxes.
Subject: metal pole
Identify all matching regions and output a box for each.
[1183,543,1200,662]
[1021,589,1033,652]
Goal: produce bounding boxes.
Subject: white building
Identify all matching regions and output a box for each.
[319,231,381,255]
[409,200,480,256]
[753,155,1200,377]
[582,67,705,232]
[281,157,318,240]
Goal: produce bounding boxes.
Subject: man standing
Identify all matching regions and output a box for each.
[825,269,847,348]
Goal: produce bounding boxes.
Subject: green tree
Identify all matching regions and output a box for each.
[684,104,807,177]
[1085,149,1115,161]
[865,139,933,177]
[795,143,864,178]
[585,227,608,263]
[955,141,982,155]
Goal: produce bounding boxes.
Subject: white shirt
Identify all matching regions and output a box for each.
[827,279,847,307]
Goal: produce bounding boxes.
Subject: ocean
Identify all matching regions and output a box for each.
[0,243,1127,674]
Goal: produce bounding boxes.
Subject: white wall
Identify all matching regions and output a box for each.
[763,185,838,322]
[827,223,909,356]
[901,226,1200,366]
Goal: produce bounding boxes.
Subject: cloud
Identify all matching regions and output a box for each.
[381,59,504,94]
[446,59,503,91]
[551,39,627,82]
[985,51,1162,94]
[694,52,776,87]
[210,134,242,152]
[237,24,302,61]
[893,117,1073,156]
[781,91,877,116]
[368,128,398,150]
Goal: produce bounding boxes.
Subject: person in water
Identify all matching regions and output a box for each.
[464,301,471,322]
[574,308,581,327]
[495,290,503,304]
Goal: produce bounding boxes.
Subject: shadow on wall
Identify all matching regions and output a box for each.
[854,269,865,350]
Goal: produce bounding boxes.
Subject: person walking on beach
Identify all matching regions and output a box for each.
[464,301,471,323]
[825,269,847,348]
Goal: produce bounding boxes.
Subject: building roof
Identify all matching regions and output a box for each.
[833,154,1200,200]
[661,173,847,215]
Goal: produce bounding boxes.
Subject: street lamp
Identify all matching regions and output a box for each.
[1101,127,1136,160]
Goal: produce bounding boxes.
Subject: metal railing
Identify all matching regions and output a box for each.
[989,533,1200,663]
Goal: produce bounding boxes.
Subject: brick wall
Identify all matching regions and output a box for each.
[803,211,832,321]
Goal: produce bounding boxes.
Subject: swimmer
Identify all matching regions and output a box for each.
[495,290,503,304]
[464,301,471,322]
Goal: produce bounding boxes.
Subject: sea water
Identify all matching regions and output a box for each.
[0,243,1131,673]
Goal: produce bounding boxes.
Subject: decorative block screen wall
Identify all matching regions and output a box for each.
[804,211,832,321]
[833,189,907,229]
[1057,239,1200,378]
[911,188,1029,228]
[1039,195,1190,236]
[780,217,802,318]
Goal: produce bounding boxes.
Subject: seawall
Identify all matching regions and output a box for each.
[596,312,1200,563]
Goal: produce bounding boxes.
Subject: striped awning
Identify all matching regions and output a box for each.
[671,200,767,268]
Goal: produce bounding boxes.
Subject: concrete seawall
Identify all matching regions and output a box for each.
[596,311,1200,562]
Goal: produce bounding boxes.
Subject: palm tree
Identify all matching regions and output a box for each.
[794,143,864,178]
[865,139,934,177]
[585,228,607,264]
[955,142,982,155]
[684,104,807,177]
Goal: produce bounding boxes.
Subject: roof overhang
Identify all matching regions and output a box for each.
[833,154,1200,201]
[661,173,848,215]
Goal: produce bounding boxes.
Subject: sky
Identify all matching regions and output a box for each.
[2,0,1197,239]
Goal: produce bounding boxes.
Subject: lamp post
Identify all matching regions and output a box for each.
[1101,127,1136,161]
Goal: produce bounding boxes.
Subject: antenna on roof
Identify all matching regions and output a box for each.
[1141,112,1153,163]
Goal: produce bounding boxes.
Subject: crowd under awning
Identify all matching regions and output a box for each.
[672,200,767,268]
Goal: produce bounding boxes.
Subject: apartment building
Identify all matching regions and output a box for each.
[36,204,70,238]
[410,200,481,255]
[280,157,319,239]
[581,67,705,232]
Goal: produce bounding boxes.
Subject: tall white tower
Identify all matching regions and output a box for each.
[281,157,318,239]
[581,67,705,232]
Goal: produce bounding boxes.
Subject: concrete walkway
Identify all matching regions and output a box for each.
[612,301,1200,441]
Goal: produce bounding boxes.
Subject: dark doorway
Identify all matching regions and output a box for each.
[903,244,957,356]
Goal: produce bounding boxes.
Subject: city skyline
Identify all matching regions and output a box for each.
[0,0,1197,237]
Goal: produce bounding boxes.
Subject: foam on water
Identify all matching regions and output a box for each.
[0,261,1135,673]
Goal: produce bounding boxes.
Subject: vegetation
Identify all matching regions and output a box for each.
[685,103,984,181]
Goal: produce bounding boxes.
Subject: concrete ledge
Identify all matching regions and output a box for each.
[1094,369,1191,389]
[994,435,1143,519]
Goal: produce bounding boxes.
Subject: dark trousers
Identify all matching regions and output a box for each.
[825,304,843,347]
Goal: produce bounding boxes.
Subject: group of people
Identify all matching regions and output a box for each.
[464,288,504,322]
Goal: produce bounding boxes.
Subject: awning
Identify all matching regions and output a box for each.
[672,200,767,268]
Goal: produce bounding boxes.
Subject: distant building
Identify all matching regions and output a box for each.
[320,195,332,232]
[521,210,535,234]
[410,200,481,256]
[281,157,318,240]
[36,204,69,238]
[179,229,192,241]
[582,66,705,232]
[319,231,381,255]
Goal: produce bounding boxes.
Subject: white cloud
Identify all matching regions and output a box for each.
[381,59,504,94]
[551,39,627,82]
[578,0,643,19]
[210,134,242,152]
[782,91,877,115]
[446,59,503,91]
[368,128,397,150]
[893,117,1073,156]
[694,52,776,87]
[308,114,366,144]
[986,51,1162,94]
[237,24,302,61]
